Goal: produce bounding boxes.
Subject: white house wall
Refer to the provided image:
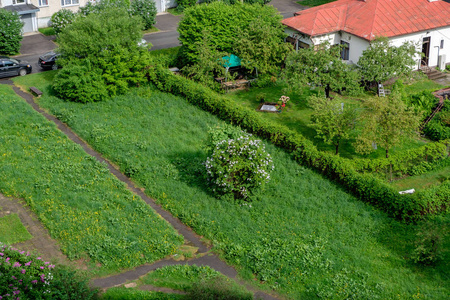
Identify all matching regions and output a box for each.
[390,28,450,68]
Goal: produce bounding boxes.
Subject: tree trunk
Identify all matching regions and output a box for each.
[325,84,331,98]
[385,149,389,158]
[335,140,339,155]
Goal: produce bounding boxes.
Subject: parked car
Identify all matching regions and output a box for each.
[38,51,60,70]
[0,57,32,78]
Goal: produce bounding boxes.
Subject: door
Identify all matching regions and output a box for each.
[21,14,34,33]
[154,0,162,13]
[421,37,430,66]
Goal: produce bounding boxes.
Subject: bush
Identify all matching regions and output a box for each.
[205,125,274,200]
[52,62,109,103]
[0,244,97,299]
[0,10,23,55]
[177,0,197,12]
[411,222,444,265]
[79,0,131,16]
[50,9,77,35]
[130,0,157,30]
[424,111,450,141]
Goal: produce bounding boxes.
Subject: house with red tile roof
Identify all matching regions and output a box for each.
[282,0,450,69]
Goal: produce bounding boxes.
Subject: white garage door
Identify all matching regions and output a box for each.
[21,13,33,33]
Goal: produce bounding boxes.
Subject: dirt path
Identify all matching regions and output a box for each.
[0,80,281,300]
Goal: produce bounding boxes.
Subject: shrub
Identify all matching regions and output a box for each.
[424,115,450,141]
[130,0,157,30]
[177,0,197,12]
[205,125,274,200]
[411,222,444,265]
[79,0,131,16]
[50,9,77,35]
[0,10,23,55]
[0,244,97,299]
[52,62,108,103]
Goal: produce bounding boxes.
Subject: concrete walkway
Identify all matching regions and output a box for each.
[0,80,281,300]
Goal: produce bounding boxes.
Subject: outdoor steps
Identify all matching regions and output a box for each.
[421,68,447,80]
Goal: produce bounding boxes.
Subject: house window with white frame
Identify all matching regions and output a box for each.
[61,0,79,6]
[13,0,25,4]
[39,0,49,6]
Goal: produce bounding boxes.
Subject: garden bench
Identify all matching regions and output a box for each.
[30,87,43,97]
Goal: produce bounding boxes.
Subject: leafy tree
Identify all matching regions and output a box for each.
[54,6,152,102]
[0,10,23,55]
[355,92,421,159]
[130,0,157,30]
[182,31,225,91]
[357,37,417,94]
[178,2,285,74]
[308,95,358,155]
[282,43,360,98]
[234,18,291,77]
[50,9,77,35]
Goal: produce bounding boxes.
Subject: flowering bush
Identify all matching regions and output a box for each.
[130,0,157,30]
[0,243,56,299]
[0,10,23,55]
[50,9,77,35]
[205,127,274,199]
[0,243,96,299]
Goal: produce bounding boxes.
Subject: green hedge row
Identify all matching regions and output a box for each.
[352,141,450,178]
[148,66,450,221]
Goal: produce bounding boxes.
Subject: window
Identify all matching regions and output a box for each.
[39,0,49,6]
[61,0,79,6]
[12,0,25,4]
[340,41,349,60]
[441,39,444,49]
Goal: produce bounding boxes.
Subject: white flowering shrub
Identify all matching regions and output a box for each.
[131,0,157,30]
[50,9,77,35]
[205,127,274,200]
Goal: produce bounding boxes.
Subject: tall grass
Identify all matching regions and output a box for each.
[12,74,450,299]
[0,84,183,274]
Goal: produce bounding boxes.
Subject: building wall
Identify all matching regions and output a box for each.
[33,0,89,28]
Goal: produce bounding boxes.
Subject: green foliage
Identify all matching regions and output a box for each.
[205,126,274,199]
[148,65,450,220]
[55,6,152,101]
[52,62,109,103]
[424,104,450,141]
[20,73,450,298]
[188,276,253,300]
[181,32,225,91]
[177,0,197,12]
[308,95,358,155]
[283,43,360,98]
[0,84,183,271]
[411,222,445,265]
[101,287,183,299]
[148,47,182,67]
[358,37,417,86]
[355,93,421,158]
[130,0,157,30]
[51,9,77,35]
[79,0,131,16]
[178,2,285,71]
[298,0,335,7]
[0,244,97,299]
[0,214,32,244]
[0,10,23,55]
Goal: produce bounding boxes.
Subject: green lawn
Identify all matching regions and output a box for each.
[0,83,182,275]
[298,0,336,7]
[13,73,449,299]
[225,84,429,159]
[0,213,32,244]
[38,27,56,36]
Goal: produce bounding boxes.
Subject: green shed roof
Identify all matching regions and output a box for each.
[221,54,241,68]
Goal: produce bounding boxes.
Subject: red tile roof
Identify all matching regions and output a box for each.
[282,0,450,40]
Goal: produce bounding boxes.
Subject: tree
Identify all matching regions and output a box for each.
[0,10,23,55]
[130,0,157,30]
[282,43,360,98]
[50,9,77,35]
[308,95,358,155]
[357,37,417,94]
[53,7,152,101]
[234,18,292,77]
[178,2,286,75]
[355,92,421,159]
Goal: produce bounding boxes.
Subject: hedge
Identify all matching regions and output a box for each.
[148,65,450,221]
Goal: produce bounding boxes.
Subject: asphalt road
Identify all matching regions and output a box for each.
[145,30,181,51]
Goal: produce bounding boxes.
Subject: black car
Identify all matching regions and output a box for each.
[38,51,60,70]
[0,57,32,78]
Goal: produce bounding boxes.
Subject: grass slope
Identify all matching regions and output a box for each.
[0,83,182,274]
[13,74,450,299]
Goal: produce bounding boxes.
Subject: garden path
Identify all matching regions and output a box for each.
[0,79,281,300]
